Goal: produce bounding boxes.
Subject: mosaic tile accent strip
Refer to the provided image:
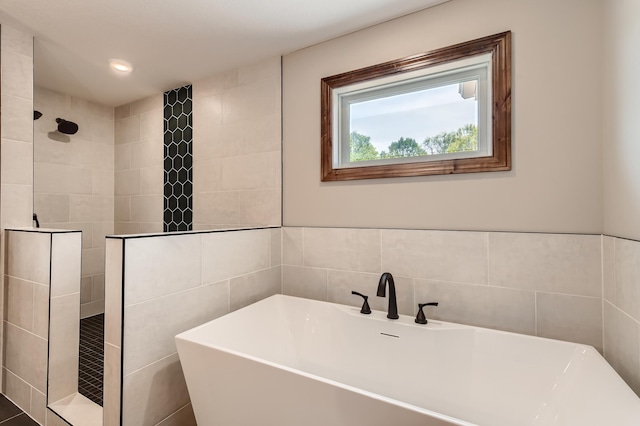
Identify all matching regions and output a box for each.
[164,85,193,232]
[78,314,104,406]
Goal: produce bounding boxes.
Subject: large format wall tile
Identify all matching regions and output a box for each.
[282,227,303,266]
[192,58,281,229]
[614,238,640,321]
[123,281,229,375]
[283,265,327,301]
[3,368,30,413]
[304,228,381,273]
[536,292,602,351]
[123,354,191,426]
[5,231,50,284]
[48,293,80,403]
[4,322,47,393]
[125,234,202,305]
[155,403,196,426]
[51,232,82,297]
[382,230,488,285]
[5,276,34,331]
[603,236,615,303]
[230,266,281,312]
[202,229,270,284]
[104,343,122,426]
[604,301,640,394]
[415,279,536,335]
[489,233,601,297]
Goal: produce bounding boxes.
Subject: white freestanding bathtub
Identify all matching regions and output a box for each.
[176,295,640,426]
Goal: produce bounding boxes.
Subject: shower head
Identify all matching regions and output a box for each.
[56,118,78,135]
[34,110,42,120]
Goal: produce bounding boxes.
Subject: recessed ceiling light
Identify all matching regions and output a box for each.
[109,59,133,73]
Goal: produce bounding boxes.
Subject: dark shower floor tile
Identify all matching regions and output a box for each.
[79,313,104,406]
[0,395,22,422]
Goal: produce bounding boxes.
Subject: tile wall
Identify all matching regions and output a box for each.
[114,95,164,235]
[104,227,282,426]
[0,26,34,230]
[33,86,115,318]
[1,24,36,394]
[47,232,82,405]
[3,229,82,426]
[192,57,282,229]
[603,236,640,395]
[282,227,604,351]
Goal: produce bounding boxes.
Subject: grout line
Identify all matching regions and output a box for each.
[3,320,48,343]
[0,413,24,424]
[605,300,640,326]
[123,351,178,378]
[601,235,606,354]
[486,232,491,285]
[534,292,538,336]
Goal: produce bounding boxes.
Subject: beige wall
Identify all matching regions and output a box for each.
[282,0,603,233]
[193,58,282,229]
[34,86,115,318]
[602,0,640,240]
[114,95,164,234]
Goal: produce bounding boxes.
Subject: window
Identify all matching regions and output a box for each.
[321,31,511,181]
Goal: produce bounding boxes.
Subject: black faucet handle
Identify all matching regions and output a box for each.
[415,302,438,324]
[351,291,372,314]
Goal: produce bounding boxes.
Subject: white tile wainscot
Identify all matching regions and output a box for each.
[104,227,282,426]
[282,227,604,353]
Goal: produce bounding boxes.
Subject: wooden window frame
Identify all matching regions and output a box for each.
[320,31,511,182]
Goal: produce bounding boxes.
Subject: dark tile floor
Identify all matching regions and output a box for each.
[78,313,104,406]
[0,395,38,425]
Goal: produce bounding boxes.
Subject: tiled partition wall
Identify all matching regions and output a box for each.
[3,229,82,426]
[33,85,115,318]
[282,228,603,352]
[104,227,282,426]
[603,236,640,395]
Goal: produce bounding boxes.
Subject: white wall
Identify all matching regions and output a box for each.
[283,0,603,233]
[602,0,640,240]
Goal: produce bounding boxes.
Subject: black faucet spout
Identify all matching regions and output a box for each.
[377,272,399,319]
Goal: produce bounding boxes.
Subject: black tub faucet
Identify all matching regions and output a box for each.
[377,272,399,319]
[415,302,438,324]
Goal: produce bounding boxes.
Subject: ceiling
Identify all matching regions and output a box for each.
[0,0,449,107]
